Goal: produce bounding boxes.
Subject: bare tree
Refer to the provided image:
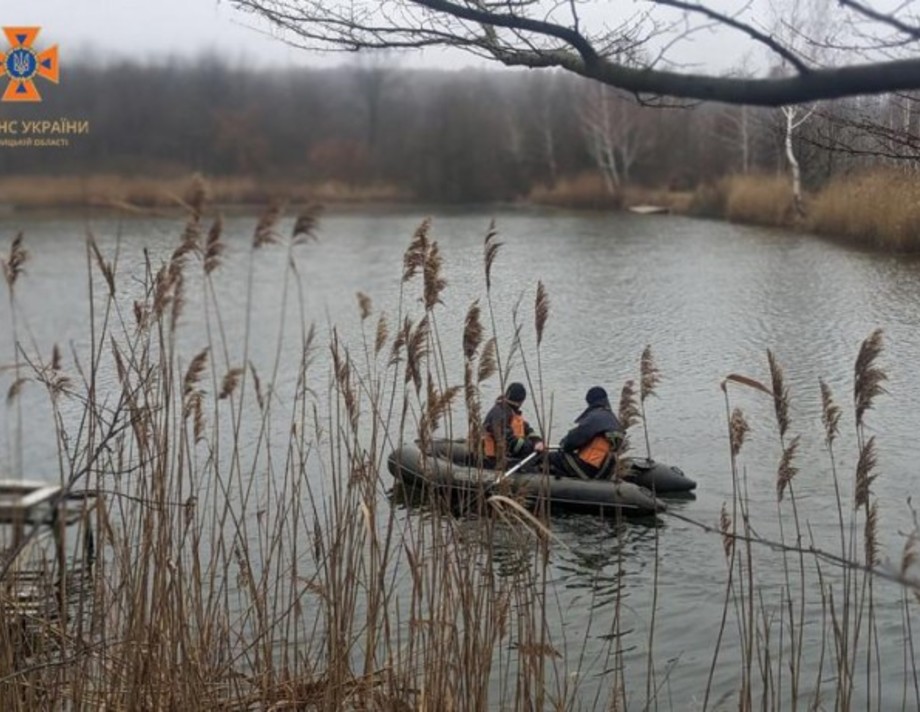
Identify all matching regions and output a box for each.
[230,0,920,106]
[580,82,649,191]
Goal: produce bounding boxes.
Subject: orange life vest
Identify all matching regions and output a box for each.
[483,412,526,457]
[576,434,612,468]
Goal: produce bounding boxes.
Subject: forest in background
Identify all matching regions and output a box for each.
[0,58,918,205]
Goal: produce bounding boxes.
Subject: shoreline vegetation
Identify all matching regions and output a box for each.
[2,168,918,251]
[1,194,919,708]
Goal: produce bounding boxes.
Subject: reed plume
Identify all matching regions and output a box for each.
[767,349,790,439]
[2,231,28,288]
[776,435,800,501]
[534,281,549,348]
[356,292,372,321]
[720,503,733,558]
[464,361,482,450]
[819,378,841,447]
[219,367,245,400]
[204,215,225,275]
[854,328,886,429]
[153,264,173,319]
[388,316,411,367]
[854,435,877,508]
[89,236,116,296]
[374,313,388,355]
[423,379,461,435]
[478,337,497,383]
[729,407,750,458]
[253,201,284,248]
[864,500,879,567]
[618,379,640,430]
[423,240,446,310]
[639,345,659,402]
[483,221,502,292]
[405,315,429,393]
[6,377,26,404]
[463,301,483,360]
[292,204,322,243]
[249,361,265,412]
[186,172,208,221]
[403,218,430,283]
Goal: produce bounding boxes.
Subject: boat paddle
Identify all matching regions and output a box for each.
[493,451,538,486]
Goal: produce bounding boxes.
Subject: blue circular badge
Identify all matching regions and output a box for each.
[5,48,37,80]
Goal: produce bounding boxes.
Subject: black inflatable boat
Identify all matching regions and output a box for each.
[387,442,670,517]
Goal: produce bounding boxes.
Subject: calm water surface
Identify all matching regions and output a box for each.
[2,206,919,707]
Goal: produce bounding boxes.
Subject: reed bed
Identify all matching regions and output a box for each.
[0,174,410,210]
[529,173,623,210]
[807,169,920,251]
[0,195,919,711]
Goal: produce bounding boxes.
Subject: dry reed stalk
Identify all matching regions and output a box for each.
[253,201,284,248]
[374,313,388,356]
[402,219,430,283]
[183,348,209,399]
[204,216,224,275]
[2,232,28,288]
[729,407,749,458]
[640,345,660,403]
[249,361,265,412]
[767,350,790,440]
[534,282,549,348]
[186,173,208,221]
[218,367,244,400]
[405,316,429,393]
[388,316,410,367]
[720,503,733,558]
[854,436,877,509]
[464,361,482,451]
[422,241,446,310]
[6,376,26,404]
[865,501,879,567]
[477,338,497,383]
[820,378,841,447]
[463,301,483,361]
[776,435,801,501]
[356,292,372,321]
[483,222,501,293]
[89,237,116,296]
[292,204,322,243]
[854,328,886,429]
[617,380,640,431]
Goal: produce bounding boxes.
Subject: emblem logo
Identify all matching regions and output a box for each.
[0,27,59,102]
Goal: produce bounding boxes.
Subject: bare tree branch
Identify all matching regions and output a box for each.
[231,0,920,106]
[838,0,920,40]
[653,0,812,74]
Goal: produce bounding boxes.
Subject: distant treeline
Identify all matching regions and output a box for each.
[0,58,916,202]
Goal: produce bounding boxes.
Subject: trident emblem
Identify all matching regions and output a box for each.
[0,27,59,102]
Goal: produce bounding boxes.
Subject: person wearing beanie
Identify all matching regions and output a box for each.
[480,381,544,468]
[548,386,622,480]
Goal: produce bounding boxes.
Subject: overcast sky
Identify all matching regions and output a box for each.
[10,0,831,73]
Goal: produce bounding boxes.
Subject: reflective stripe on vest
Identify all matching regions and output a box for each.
[577,434,611,468]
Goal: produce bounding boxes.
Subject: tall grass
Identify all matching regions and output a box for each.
[723,174,795,227]
[1,201,920,710]
[0,174,410,210]
[807,169,920,251]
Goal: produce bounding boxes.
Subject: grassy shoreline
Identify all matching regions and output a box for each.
[3,169,920,251]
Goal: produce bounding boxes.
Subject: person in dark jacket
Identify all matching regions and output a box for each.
[481,382,544,468]
[548,386,622,480]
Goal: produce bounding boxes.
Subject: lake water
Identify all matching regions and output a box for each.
[2,206,919,708]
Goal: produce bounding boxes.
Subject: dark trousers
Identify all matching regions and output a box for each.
[547,450,606,479]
